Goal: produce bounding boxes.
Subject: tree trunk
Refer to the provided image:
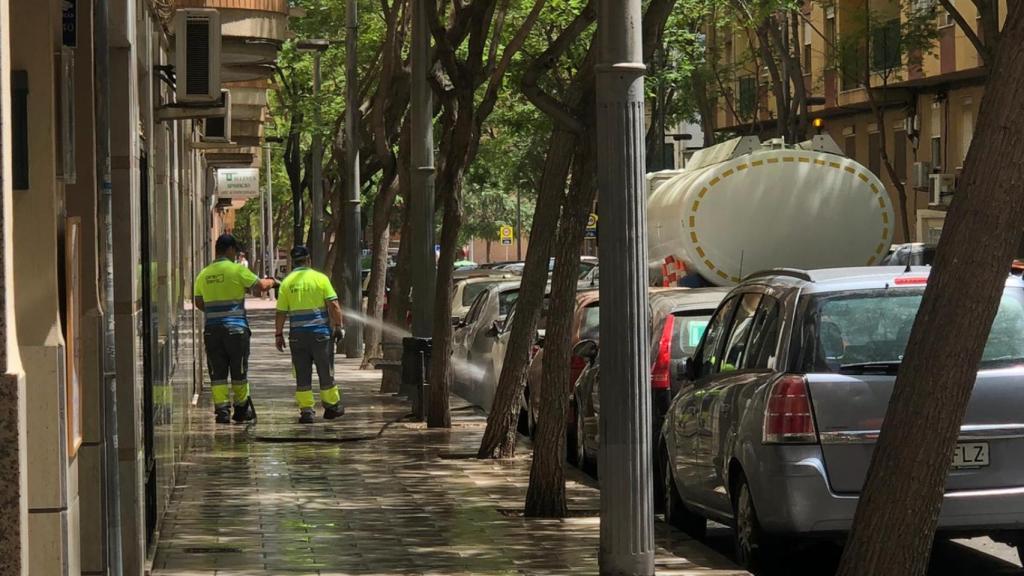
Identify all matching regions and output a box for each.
[362,175,400,367]
[477,128,576,458]
[525,131,596,517]
[868,91,914,243]
[837,7,1024,575]
[381,200,413,394]
[427,176,464,428]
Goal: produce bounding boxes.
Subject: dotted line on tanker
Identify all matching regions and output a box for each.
[685,154,892,283]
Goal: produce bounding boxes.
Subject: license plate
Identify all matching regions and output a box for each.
[952,442,990,469]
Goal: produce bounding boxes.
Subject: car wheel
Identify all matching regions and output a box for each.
[661,449,706,538]
[575,402,596,476]
[733,474,780,573]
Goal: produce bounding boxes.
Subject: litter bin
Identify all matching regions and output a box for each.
[402,337,432,421]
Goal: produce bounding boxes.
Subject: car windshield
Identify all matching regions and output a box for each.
[579,304,600,341]
[462,282,494,306]
[672,310,716,359]
[805,287,1024,372]
[499,289,520,317]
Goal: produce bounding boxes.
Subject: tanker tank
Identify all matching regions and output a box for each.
[648,135,894,286]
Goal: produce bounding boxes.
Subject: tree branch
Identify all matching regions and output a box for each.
[519,0,595,134]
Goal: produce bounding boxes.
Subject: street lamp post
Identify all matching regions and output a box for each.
[409,0,435,339]
[595,0,655,574]
[264,136,284,278]
[297,39,330,269]
[343,0,364,357]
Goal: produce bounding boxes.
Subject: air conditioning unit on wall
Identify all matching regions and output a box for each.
[174,9,222,103]
[202,90,232,142]
[930,173,955,207]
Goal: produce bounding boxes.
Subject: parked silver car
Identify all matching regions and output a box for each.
[451,281,521,411]
[451,273,517,322]
[661,267,1024,571]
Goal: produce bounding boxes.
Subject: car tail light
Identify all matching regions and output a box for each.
[763,374,817,444]
[894,276,928,285]
[650,315,676,391]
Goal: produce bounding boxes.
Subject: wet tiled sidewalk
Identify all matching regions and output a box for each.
[153,310,747,575]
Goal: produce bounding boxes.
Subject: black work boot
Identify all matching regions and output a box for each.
[215,408,231,424]
[232,398,256,423]
[323,403,346,420]
[298,410,315,424]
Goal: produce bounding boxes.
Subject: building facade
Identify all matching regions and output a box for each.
[0,0,287,574]
[708,0,1007,242]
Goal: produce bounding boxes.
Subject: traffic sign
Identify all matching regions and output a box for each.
[500,225,514,246]
[585,213,598,238]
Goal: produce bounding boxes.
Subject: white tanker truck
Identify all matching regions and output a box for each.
[648,135,895,287]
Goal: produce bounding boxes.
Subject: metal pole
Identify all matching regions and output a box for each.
[343,0,364,357]
[310,52,325,268]
[94,0,124,571]
[516,188,522,261]
[595,0,654,573]
[265,145,275,277]
[409,0,435,338]
[260,159,267,273]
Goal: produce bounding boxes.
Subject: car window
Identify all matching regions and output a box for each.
[463,281,493,306]
[498,289,520,317]
[670,309,716,360]
[804,287,1024,372]
[720,293,762,371]
[742,296,781,370]
[579,303,600,341]
[465,290,488,325]
[696,297,738,377]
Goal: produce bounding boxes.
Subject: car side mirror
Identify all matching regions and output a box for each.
[683,357,698,382]
[572,339,599,361]
[489,320,504,336]
[451,316,463,327]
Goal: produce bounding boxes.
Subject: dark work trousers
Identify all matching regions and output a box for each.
[204,325,251,409]
[289,331,335,398]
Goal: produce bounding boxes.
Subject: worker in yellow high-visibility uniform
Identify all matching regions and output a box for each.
[275,246,345,424]
[194,234,276,424]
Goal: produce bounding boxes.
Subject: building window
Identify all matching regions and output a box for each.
[931,136,943,172]
[871,19,901,72]
[868,131,882,177]
[825,16,836,62]
[840,39,867,90]
[894,130,908,183]
[962,109,974,163]
[803,21,813,72]
[739,77,756,118]
[845,134,857,159]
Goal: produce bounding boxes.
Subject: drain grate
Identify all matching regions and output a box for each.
[183,546,243,554]
[496,508,601,518]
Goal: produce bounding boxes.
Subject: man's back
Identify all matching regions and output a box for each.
[195,258,259,328]
[278,268,338,335]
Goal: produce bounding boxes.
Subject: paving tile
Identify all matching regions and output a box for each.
[153,310,748,576]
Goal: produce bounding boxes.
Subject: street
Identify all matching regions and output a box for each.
[697,526,1023,575]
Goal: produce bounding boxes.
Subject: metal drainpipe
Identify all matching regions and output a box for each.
[94,0,124,572]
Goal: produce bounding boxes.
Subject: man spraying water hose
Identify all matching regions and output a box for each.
[275,246,346,424]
